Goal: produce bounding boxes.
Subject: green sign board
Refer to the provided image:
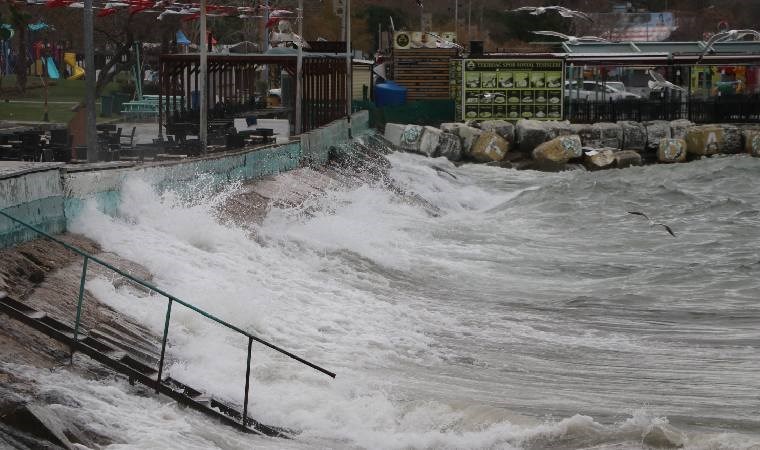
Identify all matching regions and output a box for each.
[450,59,464,121]
[461,59,564,121]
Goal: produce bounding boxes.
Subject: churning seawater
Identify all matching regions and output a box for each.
[56,139,760,449]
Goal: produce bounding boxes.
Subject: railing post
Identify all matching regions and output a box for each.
[242,336,253,426]
[71,255,89,357]
[156,297,173,393]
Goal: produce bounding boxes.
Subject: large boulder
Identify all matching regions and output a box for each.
[642,422,686,448]
[383,123,405,147]
[657,138,687,163]
[452,124,480,155]
[685,124,742,156]
[437,131,464,161]
[595,122,623,148]
[742,129,760,157]
[721,124,743,154]
[479,120,515,143]
[685,125,721,156]
[669,119,693,140]
[615,149,643,168]
[544,120,574,139]
[418,126,442,157]
[412,126,464,160]
[440,122,461,135]
[644,120,672,150]
[532,134,582,164]
[571,122,622,149]
[399,124,425,153]
[468,132,509,162]
[517,119,553,152]
[583,148,616,171]
[571,123,595,146]
[617,121,647,151]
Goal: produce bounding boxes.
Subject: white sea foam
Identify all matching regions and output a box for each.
[57,150,760,449]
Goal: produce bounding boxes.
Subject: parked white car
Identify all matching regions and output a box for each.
[565,81,642,100]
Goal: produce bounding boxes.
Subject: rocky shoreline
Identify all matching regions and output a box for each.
[383,119,760,171]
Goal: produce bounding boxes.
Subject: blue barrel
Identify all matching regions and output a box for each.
[191,90,199,110]
[375,81,407,107]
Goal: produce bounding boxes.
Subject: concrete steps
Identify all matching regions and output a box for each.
[0,291,290,438]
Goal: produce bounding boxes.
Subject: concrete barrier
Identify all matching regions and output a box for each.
[0,165,66,248]
[1,113,368,249]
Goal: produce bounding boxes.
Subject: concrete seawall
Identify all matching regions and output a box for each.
[0,111,369,249]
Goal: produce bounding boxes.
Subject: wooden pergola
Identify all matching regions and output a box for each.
[158,52,349,136]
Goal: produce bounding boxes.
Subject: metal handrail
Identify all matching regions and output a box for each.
[0,210,335,425]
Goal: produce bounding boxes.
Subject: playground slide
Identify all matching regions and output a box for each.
[46,56,60,80]
[63,52,85,80]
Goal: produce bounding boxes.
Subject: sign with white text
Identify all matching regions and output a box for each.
[461,59,564,121]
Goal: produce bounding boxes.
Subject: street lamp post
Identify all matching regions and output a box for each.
[295,0,303,134]
[83,0,96,162]
[454,1,458,42]
[199,0,208,153]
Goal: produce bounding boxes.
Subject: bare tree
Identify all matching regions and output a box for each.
[90,11,164,101]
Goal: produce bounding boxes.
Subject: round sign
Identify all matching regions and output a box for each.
[395,33,410,48]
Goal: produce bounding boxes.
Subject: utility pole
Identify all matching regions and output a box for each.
[467,0,471,44]
[199,0,207,153]
[295,0,303,134]
[263,0,269,87]
[454,0,458,41]
[340,0,346,41]
[83,0,96,162]
[345,0,352,139]
[478,2,483,41]
[420,2,424,32]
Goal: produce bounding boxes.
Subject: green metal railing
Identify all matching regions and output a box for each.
[0,210,335,425]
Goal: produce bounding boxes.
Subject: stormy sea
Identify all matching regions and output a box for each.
[31,134,760,449]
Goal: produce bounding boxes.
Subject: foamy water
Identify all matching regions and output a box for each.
[56,143,760,449]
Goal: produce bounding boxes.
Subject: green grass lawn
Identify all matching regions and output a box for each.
[0,102,81,123]
[0,75,124,123]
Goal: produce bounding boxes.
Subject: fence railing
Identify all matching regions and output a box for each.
[565,97,760,123]
[0,210,335,426]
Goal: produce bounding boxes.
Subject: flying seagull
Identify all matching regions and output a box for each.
[532,31,607,44]
[157,8,192,20]
[647,69,686,93]
[699,29,760,61]
[510,6,593,22]
[627,211,675,237]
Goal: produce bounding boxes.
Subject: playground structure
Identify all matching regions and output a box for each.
[46,56,60,79]
[121,42,165,119]
[64,52,85,80]
[0,20,86,82]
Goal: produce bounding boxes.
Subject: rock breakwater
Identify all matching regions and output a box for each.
[384,119,760,171]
